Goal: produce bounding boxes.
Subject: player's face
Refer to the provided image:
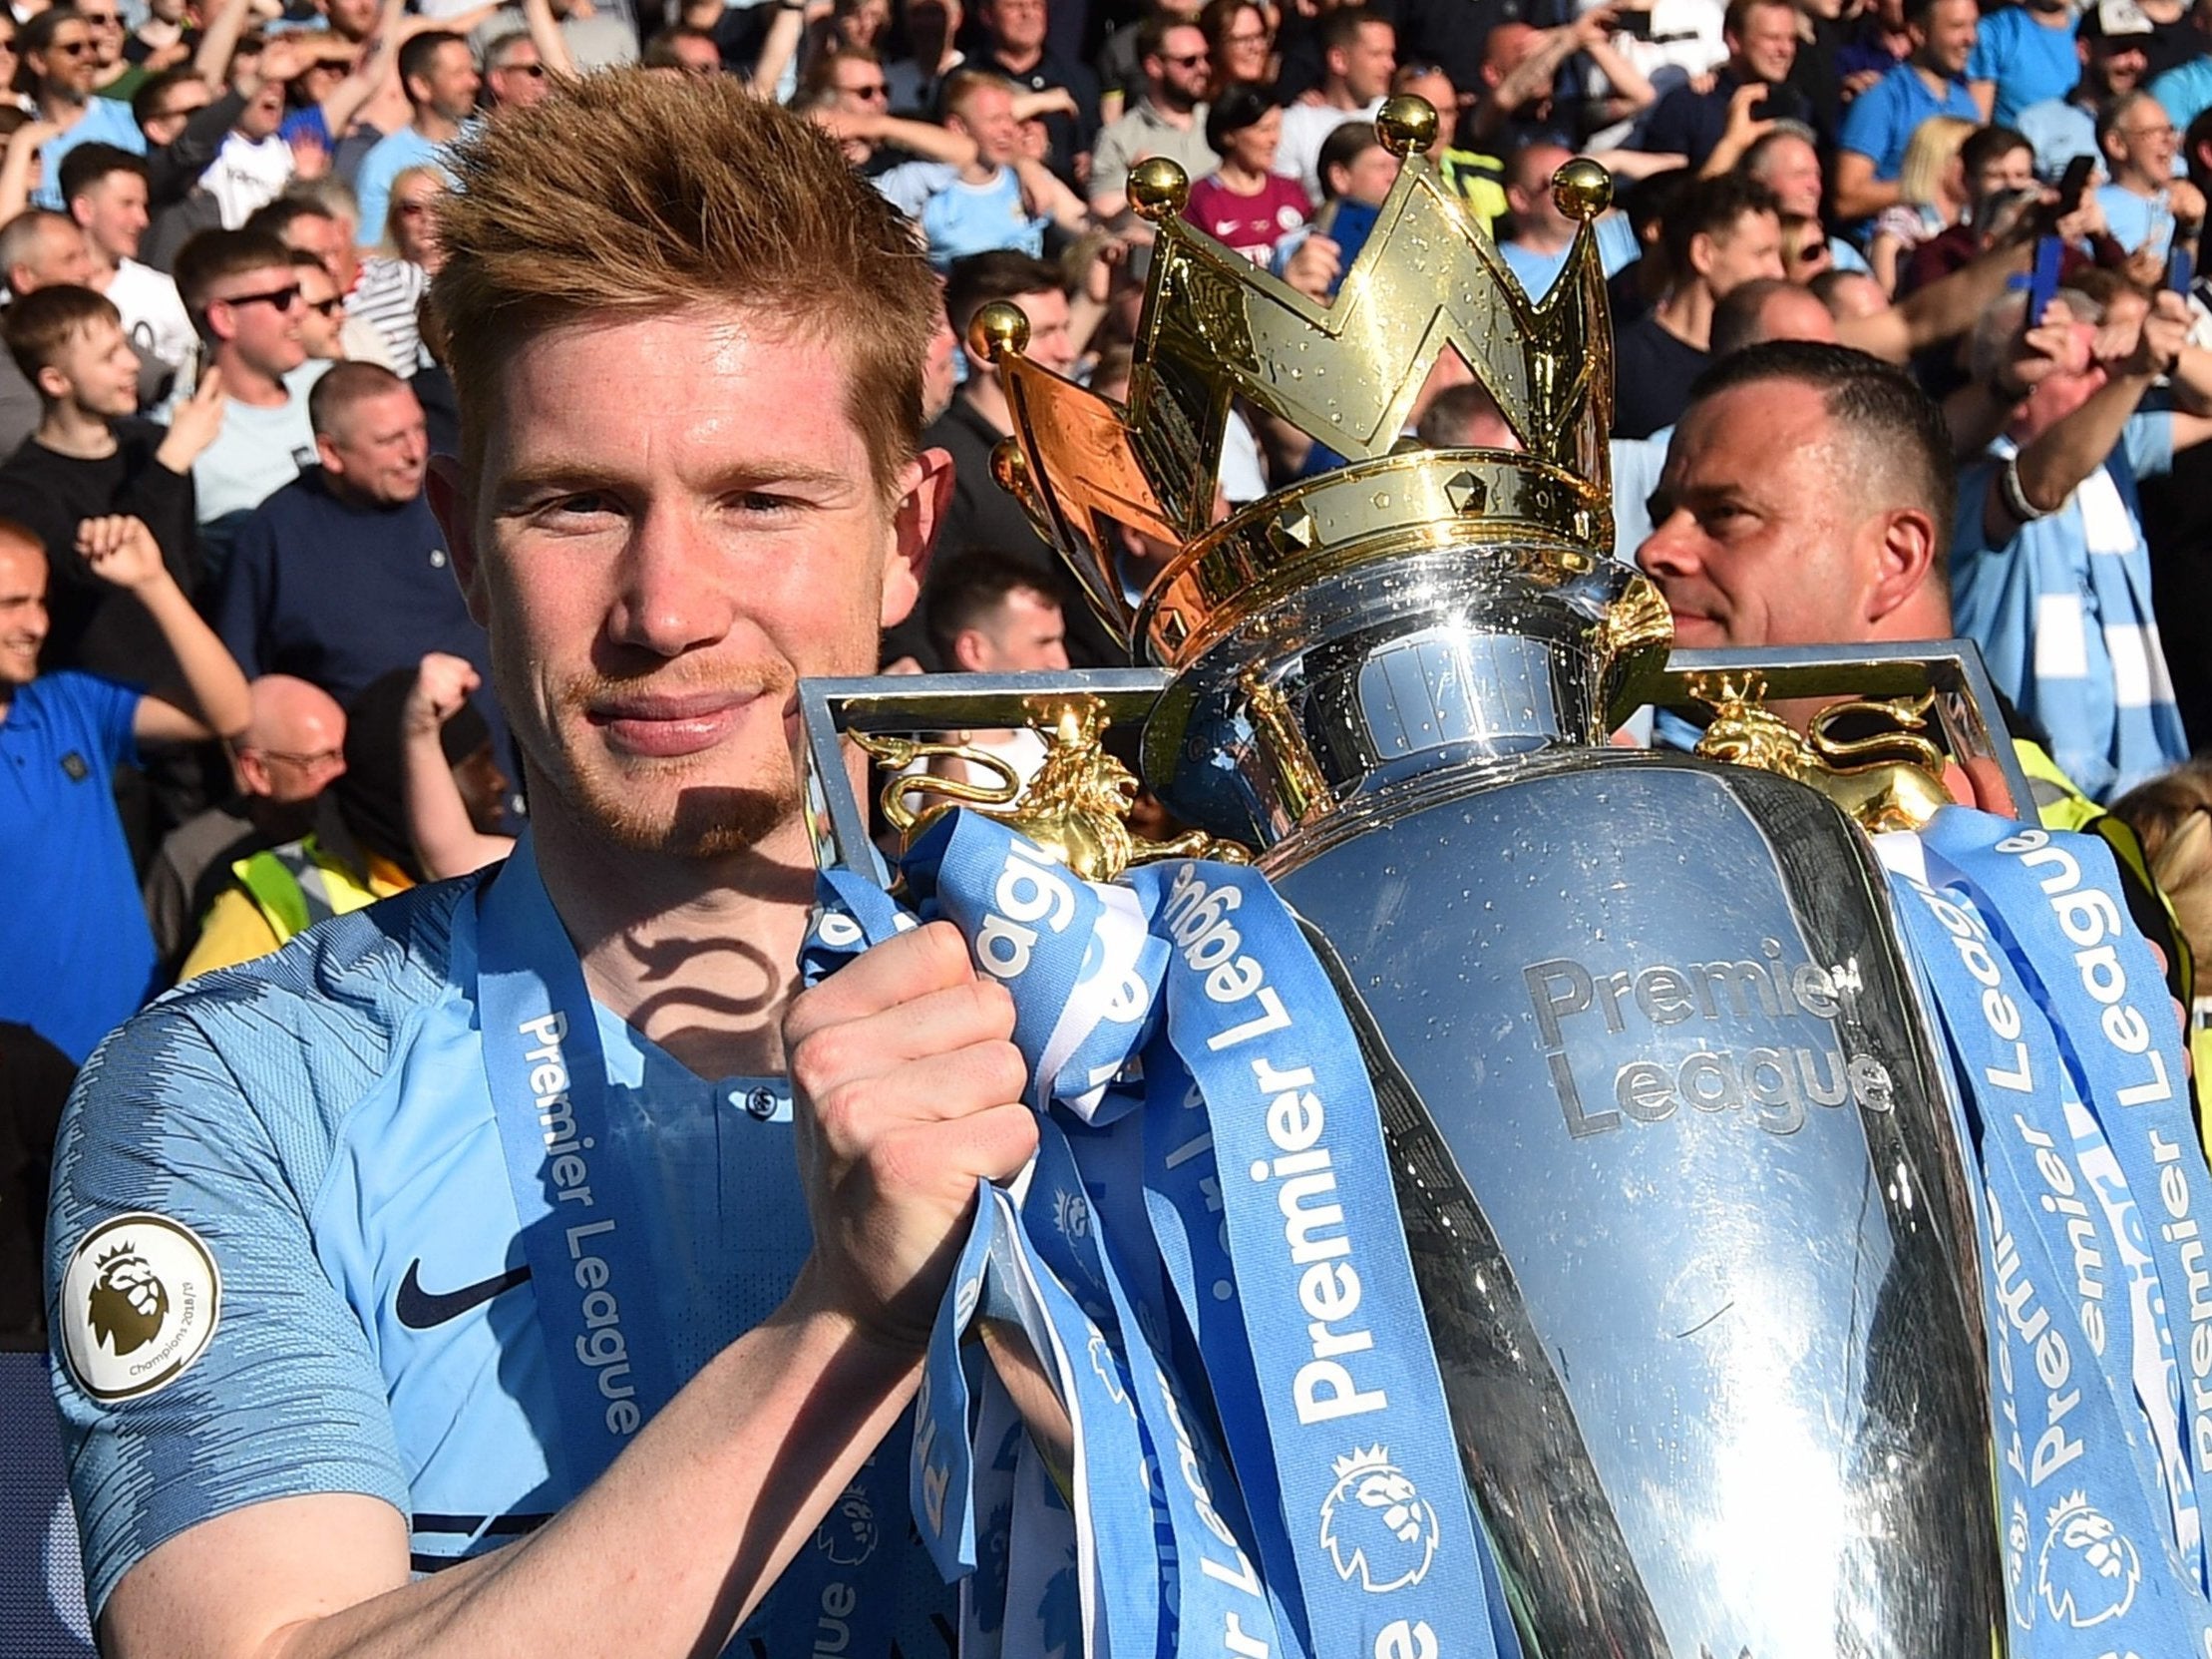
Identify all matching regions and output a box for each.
[0,540,48,687]
[444,305,937,862]
[1638,381,1879,649]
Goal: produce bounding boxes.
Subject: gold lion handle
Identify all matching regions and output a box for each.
[854,695,1252,883]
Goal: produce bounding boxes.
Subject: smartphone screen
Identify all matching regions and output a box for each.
[2025,233,2065,323]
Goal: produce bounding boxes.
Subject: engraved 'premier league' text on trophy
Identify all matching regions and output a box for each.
[810,99,2006,1655]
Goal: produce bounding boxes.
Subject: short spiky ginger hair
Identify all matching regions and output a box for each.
[430,71,939,493]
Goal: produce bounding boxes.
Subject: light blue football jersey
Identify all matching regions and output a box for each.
[46,848,952,1655]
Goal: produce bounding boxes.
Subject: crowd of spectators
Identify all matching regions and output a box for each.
[9,0,2212,1355]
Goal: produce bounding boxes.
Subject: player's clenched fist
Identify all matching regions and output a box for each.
[786,920,1037,1351]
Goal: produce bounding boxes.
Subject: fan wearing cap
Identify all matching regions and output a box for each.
[2015,0,2155,180]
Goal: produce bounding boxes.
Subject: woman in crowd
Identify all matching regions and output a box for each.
[350,163,443,372]
[1201,0,1274,99]
[1183,81,1311,264]
[1869,114,1973,293]
[1779,212,1836,284]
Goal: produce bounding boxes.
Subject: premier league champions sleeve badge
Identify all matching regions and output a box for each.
[59,1213,222,1403]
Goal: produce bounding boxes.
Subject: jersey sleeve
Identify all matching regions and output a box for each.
[47,996,410,1619]
[875,161,947,221]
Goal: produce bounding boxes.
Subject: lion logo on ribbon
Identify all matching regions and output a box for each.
[2036,1491,2140,1629]
[87,1242,168,1358]
[1319,1445,1438,1593]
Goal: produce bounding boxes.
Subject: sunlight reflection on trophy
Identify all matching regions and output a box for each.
[802,97,2021,1655]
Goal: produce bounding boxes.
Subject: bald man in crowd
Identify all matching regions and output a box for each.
[142,673,348,981]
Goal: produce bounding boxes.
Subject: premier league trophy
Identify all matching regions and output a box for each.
[800,98,2028,1656]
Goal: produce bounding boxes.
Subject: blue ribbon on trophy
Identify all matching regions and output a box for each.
[1881,811,2212,1655]
[803,808,1510,1659]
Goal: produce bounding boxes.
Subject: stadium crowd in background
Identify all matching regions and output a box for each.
[7,0,2212,1644]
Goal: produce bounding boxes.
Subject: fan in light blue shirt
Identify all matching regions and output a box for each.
[33,98,145,210]
[1954,413,2187,801]
[875,162,1046,268]
[1967,1,2080,128]
[352,125,464,250]
[2153,55,2212,134]
[1838,61,1982,187]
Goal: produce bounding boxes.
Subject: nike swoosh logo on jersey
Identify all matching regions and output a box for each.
[395,1260,532,1330]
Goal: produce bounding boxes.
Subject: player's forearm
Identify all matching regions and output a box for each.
[267,1272,921,1659]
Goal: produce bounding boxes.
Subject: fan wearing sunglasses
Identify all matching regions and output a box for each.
[1088,16,1216,223]
[20,7,149,214]
[170,225,327,549]
[797,45,996,177]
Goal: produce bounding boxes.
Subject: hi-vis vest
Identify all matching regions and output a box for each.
[230,835,385,947]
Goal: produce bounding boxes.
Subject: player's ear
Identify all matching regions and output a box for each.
[884,447,954,630]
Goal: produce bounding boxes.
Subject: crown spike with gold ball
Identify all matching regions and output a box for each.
[973,96,1645,679]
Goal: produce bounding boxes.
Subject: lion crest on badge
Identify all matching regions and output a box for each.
[1319,1445,1439,1593]
[818,1479,880,1568]
[88,1241,169,1357]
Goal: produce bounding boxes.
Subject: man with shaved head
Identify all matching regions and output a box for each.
[1611,278,1838,560]
[143,673,347,980]
[1640,341,1955,664]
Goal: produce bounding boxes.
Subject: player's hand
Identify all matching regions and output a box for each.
[403,651,480,735]
[79,516,168,594]
[787,921,1036,1352]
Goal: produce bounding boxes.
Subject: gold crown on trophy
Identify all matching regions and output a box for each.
[973,94,1624,673]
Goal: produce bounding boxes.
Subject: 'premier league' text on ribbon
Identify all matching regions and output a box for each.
[517,1010,642,1437]
[1159,864,1385,1428]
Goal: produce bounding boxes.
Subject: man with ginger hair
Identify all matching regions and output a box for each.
[49,72,1025,1659]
